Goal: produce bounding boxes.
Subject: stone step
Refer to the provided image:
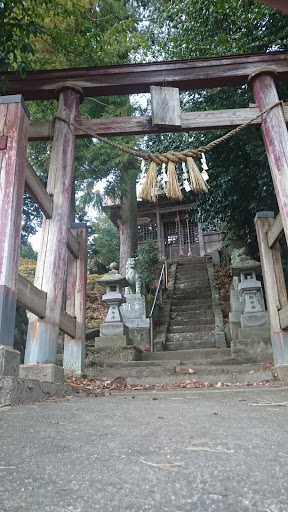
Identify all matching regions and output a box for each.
[172,298,212,307]
[169,317,214,326]
[166,331,215,343]
[146,348,237,361]
[166,340,216,351]
[175,279,209,285]
[85,362,276,386]
[176,272,208,278]
[166,331,216,348]
[174,285,211,292]
[144,348,231,362]
[174,287,211,294]
[177,257,207,268]
[171,304,213,313]
[168,323,215,333]
[170,314,214,323]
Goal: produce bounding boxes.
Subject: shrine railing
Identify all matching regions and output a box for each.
[149,260,167,351]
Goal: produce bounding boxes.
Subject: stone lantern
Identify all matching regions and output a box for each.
[229,247,272,361]
[96,263,129,337]
[238,270,268,328]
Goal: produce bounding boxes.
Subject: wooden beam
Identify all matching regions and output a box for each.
[25,161,53,218]
[255,213,281,329]
[59,310,76,338]
[4,51,288,100]
[279,304,288,330]
[17,274,47,318]
[28,106,288,141]
[17,274,76,337]
[267,212,284,248]
[67,229,80,259]
[25,161,79,258]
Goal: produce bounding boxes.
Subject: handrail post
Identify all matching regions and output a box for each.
[150,316,154,352]
[149,262,166,353]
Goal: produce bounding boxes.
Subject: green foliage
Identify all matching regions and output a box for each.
[137,241,160,293]
[20,242,38,260]
[0,0,147,77]
[139,1,288,252]
[142,0,288,61]
[88,214,120,273]
[18,261,36,282]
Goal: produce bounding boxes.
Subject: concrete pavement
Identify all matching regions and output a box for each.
[1,386,288,512]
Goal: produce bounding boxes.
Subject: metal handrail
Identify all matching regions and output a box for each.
[149,260,167,351]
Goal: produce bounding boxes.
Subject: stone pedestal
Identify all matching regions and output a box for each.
[120,295,149,347]
[95,335,128,348]
[120,295,149,327]
[19,364,64,384]
[0,345,20,377]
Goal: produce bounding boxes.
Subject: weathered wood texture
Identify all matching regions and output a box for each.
[255,214,281,331]
[25,161,52,218]
[28,106,288,140]
[17,274,46,318]
[3,51,288,100]
[25,85,82,364]
[249,70,288,247]
[17,274,76,338]
[267,211,284,248]
[25,161,79,257]
[0,99,29,290]
[64,226,87,374]
[151,86,181,127]
[279,304,288,330]
[0,97,29,347]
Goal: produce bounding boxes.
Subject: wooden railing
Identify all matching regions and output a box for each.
[255,211,288,366]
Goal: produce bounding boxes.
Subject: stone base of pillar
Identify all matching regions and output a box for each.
[19,363,64,384]
[231,335,273,362]
[0,345,20,377]
[95,335,128,348]
[100,322,125,337]
[63,338,85,377]
[0,376,74,405]
[271,331,288,366]
[275,365,288,382]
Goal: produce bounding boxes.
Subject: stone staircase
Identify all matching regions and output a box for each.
[166,257,216,351]
[85,257,279,387]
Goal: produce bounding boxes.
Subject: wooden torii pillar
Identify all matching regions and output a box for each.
[0,96,30,358]
[24,84,83,379]
[248,68,288,367]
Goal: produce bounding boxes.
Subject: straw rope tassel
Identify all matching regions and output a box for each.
[138,161,158,202]
[167,161,183,200]
[186,157,209,193]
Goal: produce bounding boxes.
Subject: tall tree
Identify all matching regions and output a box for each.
[138,0,288,252]
[2,1,145,262]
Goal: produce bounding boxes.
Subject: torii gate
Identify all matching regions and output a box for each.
[1,51,288,381]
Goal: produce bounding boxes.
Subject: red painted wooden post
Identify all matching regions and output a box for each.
[25,84,83,365]
[248,68,288,245]
[0,96,30,347]
[63,224,87,376]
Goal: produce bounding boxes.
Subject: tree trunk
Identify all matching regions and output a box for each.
[119,163,138,276]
